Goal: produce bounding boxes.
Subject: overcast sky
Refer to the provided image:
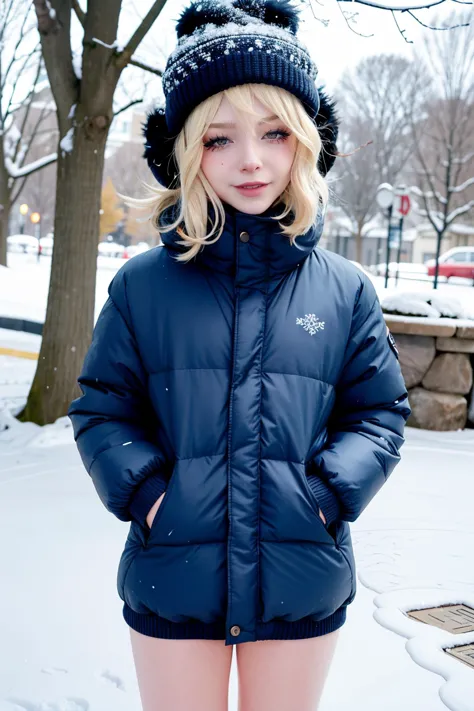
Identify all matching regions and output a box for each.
[122,0,465,95]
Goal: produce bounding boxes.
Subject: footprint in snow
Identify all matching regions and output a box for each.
[99,669,126,691]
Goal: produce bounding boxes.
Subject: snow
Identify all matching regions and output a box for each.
[163,17,317,95]
[5,152,58,179]
[60,128,75,155]
[92,37,124,52]
[381,291,474,320]
[2,254,474,707]
[45,0,56,20]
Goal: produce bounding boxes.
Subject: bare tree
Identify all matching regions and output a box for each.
[19,0,165,425]
[332,54,430,262]
[409,12,474,288]
[0,0,57,265]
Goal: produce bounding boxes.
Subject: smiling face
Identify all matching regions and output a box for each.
[200,94,297,214]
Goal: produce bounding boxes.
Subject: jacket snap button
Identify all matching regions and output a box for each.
[239,231,250,243]
[230,625,241,636]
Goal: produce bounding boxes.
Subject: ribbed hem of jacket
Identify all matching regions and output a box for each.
[123,603,346,641]
[128,472,169,527]
[306,474,341,526]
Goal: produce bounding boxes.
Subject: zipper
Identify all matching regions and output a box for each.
[226,286,240,627]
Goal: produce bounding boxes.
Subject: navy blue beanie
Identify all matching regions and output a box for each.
[143,0,339,187]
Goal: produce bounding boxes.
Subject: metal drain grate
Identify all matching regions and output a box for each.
[445,644,474,670]
[407,605,474,634]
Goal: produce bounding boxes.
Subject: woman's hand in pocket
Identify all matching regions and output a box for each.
[146,491,166,529]
[318,508,327,525]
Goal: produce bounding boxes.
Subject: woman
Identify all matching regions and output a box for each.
[68,1,410,709]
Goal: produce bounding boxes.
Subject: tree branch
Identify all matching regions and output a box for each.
[403,9,470,30]
[117,0,167,68]
[33,0,79,122]
[446,200,474,224]
[71,0,85,28]
[128,58,163,76]
[337,0,447,9]
[6,152,58,179]
[114,98,144,117]
[449,176,474,193]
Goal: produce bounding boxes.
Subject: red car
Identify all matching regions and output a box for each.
[426,247,474,281]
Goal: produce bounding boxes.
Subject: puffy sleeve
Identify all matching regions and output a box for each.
[67,272,169,525]
[307,276,411,525]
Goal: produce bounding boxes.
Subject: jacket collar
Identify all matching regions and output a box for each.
[160,201,324,289]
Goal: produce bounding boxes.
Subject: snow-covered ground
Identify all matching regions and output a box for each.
[1,251,474,710]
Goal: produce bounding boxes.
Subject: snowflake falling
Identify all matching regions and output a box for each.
[296,314,325,336]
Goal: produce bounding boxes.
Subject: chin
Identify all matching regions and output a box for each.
[223,193,276,215]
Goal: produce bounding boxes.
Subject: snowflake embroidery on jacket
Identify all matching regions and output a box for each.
[296,314,325,335]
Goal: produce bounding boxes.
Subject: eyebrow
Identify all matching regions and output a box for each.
[208,114,279,128]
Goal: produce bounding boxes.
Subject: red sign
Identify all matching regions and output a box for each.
[395,194,411,217]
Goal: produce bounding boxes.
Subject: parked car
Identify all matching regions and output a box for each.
[39,233,54,256]
[7,234,38,254]
[425,247,474,281]
[98,241,125,258]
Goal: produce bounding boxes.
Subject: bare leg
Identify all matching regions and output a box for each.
[130,628,233,711]
[236,630,339,711]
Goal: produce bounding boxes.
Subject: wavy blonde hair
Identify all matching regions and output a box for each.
[125,83,329,262]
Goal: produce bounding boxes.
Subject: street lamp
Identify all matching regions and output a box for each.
[19,203,29,235]
[30,211,41,262]
[376,184,394,288]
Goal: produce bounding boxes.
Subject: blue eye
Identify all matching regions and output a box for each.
[203,129,291,151]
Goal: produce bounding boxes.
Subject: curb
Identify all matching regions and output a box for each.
[0,316,43,335]
[0,347,38,360]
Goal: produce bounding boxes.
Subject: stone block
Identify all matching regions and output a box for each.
[457,326,474,339]
[422,353,473,395]
[408,388,468,431]
[393,334,436,388]
[436,337,474,353]
[384,317,456,337]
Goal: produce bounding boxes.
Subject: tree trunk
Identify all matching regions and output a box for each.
[0,199,10,267]
[19,122,107,424]
[0,149,11,267]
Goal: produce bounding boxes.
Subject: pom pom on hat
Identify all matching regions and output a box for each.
[176,0,300,40]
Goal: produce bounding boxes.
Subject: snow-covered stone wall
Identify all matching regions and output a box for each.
[384,315,474,431]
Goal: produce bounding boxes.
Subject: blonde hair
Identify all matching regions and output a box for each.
[125,83,329,263]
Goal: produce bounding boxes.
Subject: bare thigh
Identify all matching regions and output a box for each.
[236,630,339,711]
[130,629,233,711]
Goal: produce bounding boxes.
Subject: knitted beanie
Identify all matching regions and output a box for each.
[143,0,339,187]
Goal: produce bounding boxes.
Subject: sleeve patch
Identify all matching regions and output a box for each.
[387,328,399,359]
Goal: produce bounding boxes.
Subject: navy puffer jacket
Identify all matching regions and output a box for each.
[68,202,410,646]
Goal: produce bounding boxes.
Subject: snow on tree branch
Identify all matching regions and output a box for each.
[410,185,448,204]
[446,200,474,224]
[5,152,58,178]
[449,176,474,193]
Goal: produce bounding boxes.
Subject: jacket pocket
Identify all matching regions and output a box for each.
[144,464,178,544]
[301,469,338,544]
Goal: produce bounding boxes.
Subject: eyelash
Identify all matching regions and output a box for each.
[203,129,291,151]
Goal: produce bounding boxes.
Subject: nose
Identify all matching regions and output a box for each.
[240,137,263,173]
